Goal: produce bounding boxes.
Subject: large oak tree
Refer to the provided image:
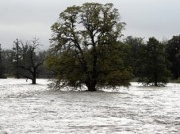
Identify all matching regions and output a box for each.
[47,3,131,91]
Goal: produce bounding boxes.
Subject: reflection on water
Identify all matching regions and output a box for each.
[0,79,180,134]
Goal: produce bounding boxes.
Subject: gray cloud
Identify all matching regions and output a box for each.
[0,0,180,49]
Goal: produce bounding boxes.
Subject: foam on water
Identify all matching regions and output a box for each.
[0,79,180,134]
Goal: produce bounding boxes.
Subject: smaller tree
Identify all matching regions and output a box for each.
[1,49,14,77]
[166,35,180,79]
[12,38,45,84]
[138,37,171,86]
[12,39,22,78]
[0,44,6,78]
[123,36,144,77]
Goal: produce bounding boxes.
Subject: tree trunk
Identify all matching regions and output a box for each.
[86,81,97,91]
[32,77,36,84]
[154,81,158,86]
[32,70,36,84]
[154,71,158,86]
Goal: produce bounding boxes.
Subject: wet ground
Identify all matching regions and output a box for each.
[0,79,180,134]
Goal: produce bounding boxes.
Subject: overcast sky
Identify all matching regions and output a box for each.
[0,0,180,49]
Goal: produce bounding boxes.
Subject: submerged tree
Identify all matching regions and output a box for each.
[123,36,144,77]
[12,39,22,79]
[166,35,180,79]
[12,38,45,84]
[47,3,131,91]
[0,44,6,78]
[138,37,171,86]
[1,49,14,77]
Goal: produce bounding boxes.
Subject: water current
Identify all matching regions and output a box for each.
[0,79,180,134]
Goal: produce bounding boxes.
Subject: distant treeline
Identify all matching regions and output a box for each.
[1,35,179,84]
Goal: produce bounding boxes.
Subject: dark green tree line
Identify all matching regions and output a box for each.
[166,35,180,79]
[0,44,6,78]
[137,37,171,86]
[123,36,144,78]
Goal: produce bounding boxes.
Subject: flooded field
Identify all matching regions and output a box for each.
[0,79,180,134]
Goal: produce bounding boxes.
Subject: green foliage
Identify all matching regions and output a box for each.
[166,35,180,79]
[47,2,131,91]
[123,36,144,77]
[1,49,14,77]
[0,44,6,78]
[138,37,171,86]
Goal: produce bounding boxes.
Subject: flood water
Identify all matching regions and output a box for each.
[0,79,180,134]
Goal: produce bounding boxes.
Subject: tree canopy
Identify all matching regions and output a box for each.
[12,38,45,84]
[0,44,6,78]
[166,35,180,79]
[123,36,144,77]
[47,2,132,91]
